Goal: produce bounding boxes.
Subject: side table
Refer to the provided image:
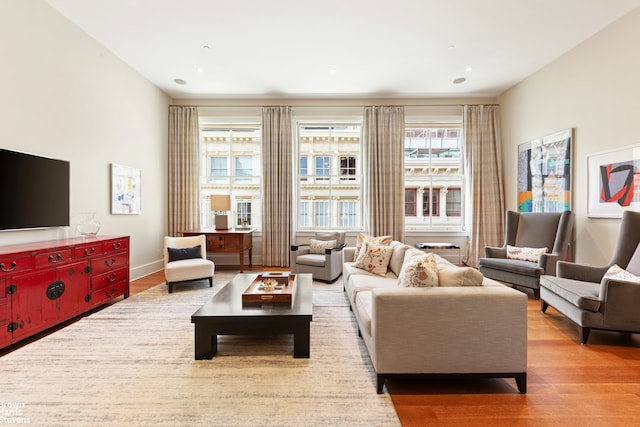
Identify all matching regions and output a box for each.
[182,228,253,272]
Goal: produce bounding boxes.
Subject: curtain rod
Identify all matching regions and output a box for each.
[173,103,499,108]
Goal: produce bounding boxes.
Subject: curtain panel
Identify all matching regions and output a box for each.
[463,105,505,267]
[168,106,200,237]
[262,106,293,266]
[363,106,405,242]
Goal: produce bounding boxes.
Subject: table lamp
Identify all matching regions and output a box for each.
[211,195,232,229]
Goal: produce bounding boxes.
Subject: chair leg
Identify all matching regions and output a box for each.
[168,282,174,294]
[533,288,540,300]
[579,327,591,344]
[541,300,549,313]
[209,276,213,287]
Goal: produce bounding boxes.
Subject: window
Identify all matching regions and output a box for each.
[297,123,362,229]
[404,125,464,230]
[200,126,262,229]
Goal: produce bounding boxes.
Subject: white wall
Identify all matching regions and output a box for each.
[499,7,640,265]
[0,0,170,279]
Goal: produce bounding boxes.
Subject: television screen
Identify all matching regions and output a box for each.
[0,148,70,231]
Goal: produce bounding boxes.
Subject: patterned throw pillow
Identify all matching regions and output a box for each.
[309,239,337,254]
[353,232,392,261]
[602,264,640,283]
[397,253,439,287]
[353,241,393,276]
[506,245,548,263]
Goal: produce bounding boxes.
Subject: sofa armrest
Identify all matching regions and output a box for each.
[343,247,356,263]
[556,261,606,283]
[370,286,527,374]
[484,246,506,258]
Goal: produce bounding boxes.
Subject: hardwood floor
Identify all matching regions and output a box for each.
[6,270,640,425]
[132,272,640,426]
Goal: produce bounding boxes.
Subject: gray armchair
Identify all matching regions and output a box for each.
[478,210,575,299]
[291,231,346,283]
[540,210,640,344]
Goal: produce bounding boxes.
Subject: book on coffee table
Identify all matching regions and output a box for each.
[242,272,296,305]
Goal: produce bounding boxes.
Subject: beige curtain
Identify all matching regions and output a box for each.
[463,105,505,267]
[262,106,292,266]
[363,106,405,241]
[168,106,200,236]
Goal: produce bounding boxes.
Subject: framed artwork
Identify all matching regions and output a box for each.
[517,128,572,212]
[587,144,640,218]
[111,163,141,214]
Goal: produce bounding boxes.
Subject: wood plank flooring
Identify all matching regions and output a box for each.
[133,271,640,426]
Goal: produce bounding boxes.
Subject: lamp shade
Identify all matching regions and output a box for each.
[211,195,231,211]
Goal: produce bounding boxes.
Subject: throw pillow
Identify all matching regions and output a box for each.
[397,253,439,287]
[506,245,548,263]
[353,241,393,276]
[167,245,202,262]
[309,239,337,254]
[602,264,640,283]
[353,232,392,261]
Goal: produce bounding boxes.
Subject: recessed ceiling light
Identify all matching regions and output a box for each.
[330,68,337,73]
[448,45,456,50]
[453,77,466,84]
[197,67,204,73]
[465,66,473,72]
[203,45,211,49]
[174,78,187,85]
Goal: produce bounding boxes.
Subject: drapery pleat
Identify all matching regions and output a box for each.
[363,106,405,241]
[463,105,505,267]
[262,106,293,266]
[168,106,200,237]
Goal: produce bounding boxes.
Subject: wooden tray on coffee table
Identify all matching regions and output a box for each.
[242,272,296,305]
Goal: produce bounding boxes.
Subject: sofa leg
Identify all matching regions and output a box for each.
[541,300,549,313]
[579,327,591,344]
[515,373,527,394]
[208,276,213,287]
[533,288,540,300]
[376,374,385,394]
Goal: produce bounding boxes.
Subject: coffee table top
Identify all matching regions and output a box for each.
[191,273,312,320]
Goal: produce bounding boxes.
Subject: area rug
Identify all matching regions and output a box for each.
[0,272,399,426]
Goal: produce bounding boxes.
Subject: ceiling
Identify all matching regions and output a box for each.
[45,0,640,100]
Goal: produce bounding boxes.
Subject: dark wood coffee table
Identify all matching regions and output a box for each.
[191,273,313,359]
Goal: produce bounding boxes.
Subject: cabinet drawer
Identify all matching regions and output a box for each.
[0,254,32,276]
[34,249,73,268]
[207,235,243,251]
[91,252,129,276]
[90,280,128,306]
[103,238,129,255]
[74,243,105,260]
[91,267,129,292]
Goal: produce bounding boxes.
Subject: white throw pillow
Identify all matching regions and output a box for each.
[506,245,548,262]
[602,264,640,283]
[309,239,337,254]
[353,240,393,276]
[353,232,392,261]
[397,253,439,287]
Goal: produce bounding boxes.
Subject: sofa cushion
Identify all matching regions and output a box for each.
[398,253,439,287]
[478,257,543,277]
[353,241,393,276]
[354,233,392,261]
[506,245,547,263]
[539,275,601,312]
[309,239,337,254]
[437,263,484,287]
[388,242,412,277]
[602,264,640,283]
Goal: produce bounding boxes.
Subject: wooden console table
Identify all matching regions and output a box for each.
[182,229,253,272]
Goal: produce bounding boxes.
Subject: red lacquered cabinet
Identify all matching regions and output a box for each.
[0,236,129,349]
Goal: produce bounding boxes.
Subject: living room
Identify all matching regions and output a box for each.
[2,0,640,425]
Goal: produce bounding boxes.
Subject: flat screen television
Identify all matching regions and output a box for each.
[0,148,70,231]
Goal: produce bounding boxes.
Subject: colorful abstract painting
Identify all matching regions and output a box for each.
[588,145,640,217]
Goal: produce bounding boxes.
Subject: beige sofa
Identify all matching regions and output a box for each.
[343,242,528,394]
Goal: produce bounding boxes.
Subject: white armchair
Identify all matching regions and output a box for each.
[164,235,215,293]
[291,231,346,283]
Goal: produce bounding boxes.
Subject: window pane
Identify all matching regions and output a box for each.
[299,201,309,227]
[405,189,416,216]
[315,156,330,177]
[236,201,251,226]
[340,200,357,227]
[315,201,329,226]
[446,188,461,216]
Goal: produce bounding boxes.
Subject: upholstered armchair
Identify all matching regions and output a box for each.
[540,210,640,344]
[291,231,346,283]
[478,210,575,299]
[164,235,215,293]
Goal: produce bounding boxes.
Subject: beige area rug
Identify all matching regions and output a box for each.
[0,272,400,426]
